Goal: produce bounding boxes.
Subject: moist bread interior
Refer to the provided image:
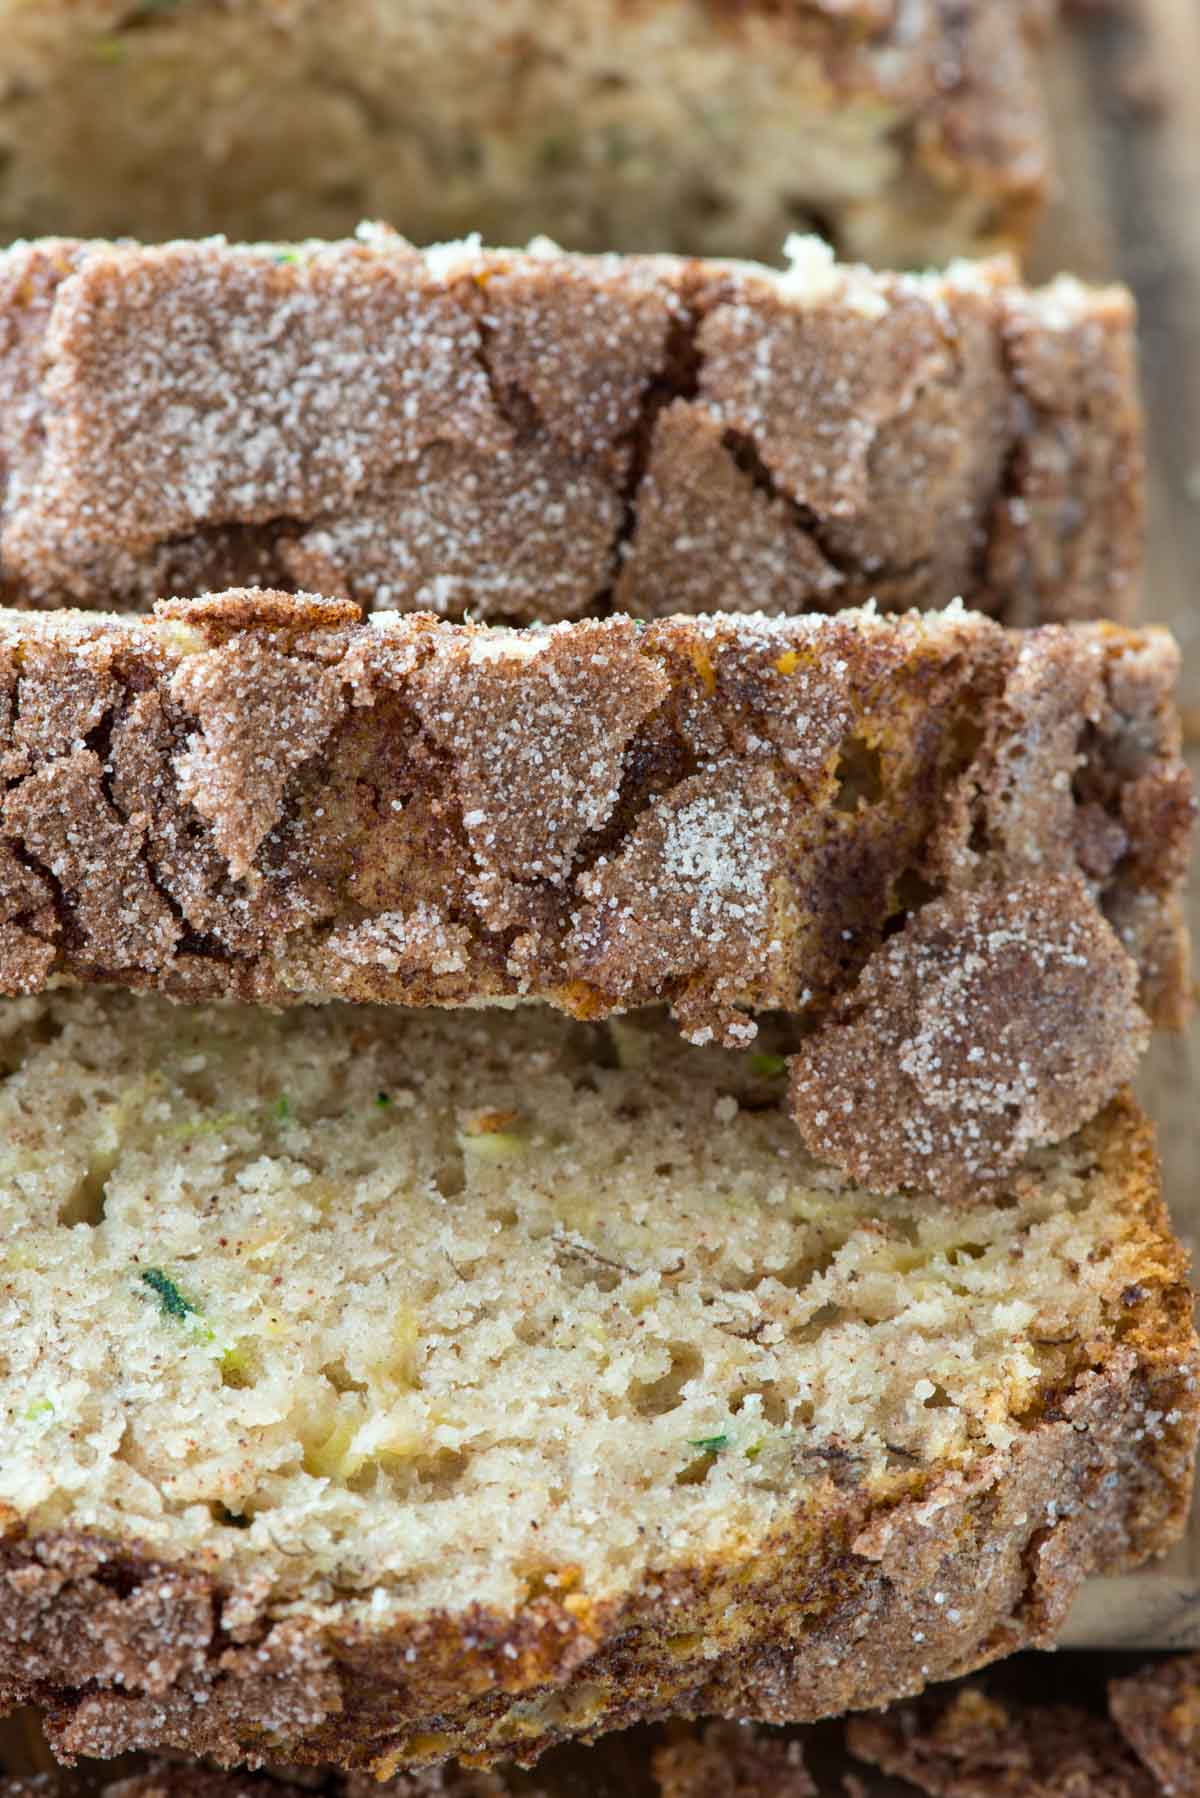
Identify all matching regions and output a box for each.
[0,994,1176,1627]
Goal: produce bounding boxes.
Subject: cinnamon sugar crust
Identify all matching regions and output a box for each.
[3,1719,801,1797]
[0,1754,549,1796]
[788,877,1149,1199]
[0,1097,1194,1776]
[0,1719,812,1797]
[0,593,1188,1196]
[0,235,1142,631]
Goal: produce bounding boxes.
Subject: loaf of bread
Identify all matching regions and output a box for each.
[0,4,1052,269]
[0,592,1189,1195]
[0,995,1196,1774]
[0,233,1142,628]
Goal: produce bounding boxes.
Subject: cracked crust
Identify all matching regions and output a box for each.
[1110,1655,1200,1796]
[0,593,1189,1196]
[788,877,1150,1200]
[0,1096,1194,1777]
[0,233,1141,629]
[0,3,1050,267]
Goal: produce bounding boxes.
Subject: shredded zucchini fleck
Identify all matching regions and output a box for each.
[139,1268,214,1342]
[140,1267,195,1320]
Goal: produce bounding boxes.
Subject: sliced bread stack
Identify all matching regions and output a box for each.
[0,226,1194,1786]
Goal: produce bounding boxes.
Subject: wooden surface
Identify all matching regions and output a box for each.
[1034,0,1200,724]
[1038,1,1200,1649]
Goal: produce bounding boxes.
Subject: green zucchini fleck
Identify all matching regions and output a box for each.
[140,1266,197,1321]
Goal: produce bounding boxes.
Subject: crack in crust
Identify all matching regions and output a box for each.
[0,235,1142,630]
[0,1098,1194,1777]
[0,594,1189,1197]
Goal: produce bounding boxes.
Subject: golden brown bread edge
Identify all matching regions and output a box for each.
[0,2,1050,270]
[4,1711,817,1797]
[5,1661,1192,1795]
[0,592,1189,1197]
[5,1664,1198,1797]
[0,231,1140,629]
[0,1095,1195,1779]
[0,1709,818,1797]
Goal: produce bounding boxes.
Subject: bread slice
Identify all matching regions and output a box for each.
[0,995,1195,1774]
[0,4,1051,270]
[0,232,1141,627]
[0,592,1189,1195]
